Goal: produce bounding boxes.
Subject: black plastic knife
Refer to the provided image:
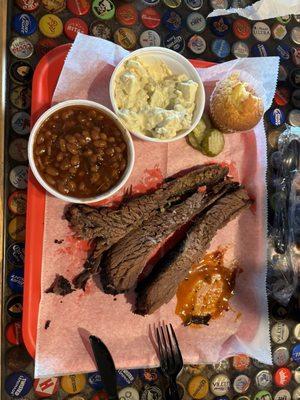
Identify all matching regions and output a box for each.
[89,335,118,400]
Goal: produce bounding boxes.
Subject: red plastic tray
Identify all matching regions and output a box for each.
[23,43,214,357]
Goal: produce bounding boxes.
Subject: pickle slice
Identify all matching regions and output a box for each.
[200,129,225,157]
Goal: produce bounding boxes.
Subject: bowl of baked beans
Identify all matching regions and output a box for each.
[28,100,135,204]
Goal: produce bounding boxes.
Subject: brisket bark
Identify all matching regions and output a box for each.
[135,189,251,315]
[69,164,229,289]
[101,181,239,294]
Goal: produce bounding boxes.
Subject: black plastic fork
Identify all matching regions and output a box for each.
[156,323,183,400]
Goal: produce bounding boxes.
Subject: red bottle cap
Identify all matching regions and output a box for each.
[141,7,161,29]
[274,367,292,387]
[66,0,91,16]
[116,4,138,26]
[35,38,58,57]
[16,0,41,12]
[233,18,251,40]
[5,321,23,345]
[274,87,290,106]
[64,17,88,41]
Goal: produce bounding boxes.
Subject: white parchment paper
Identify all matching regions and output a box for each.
[208,0,300,20]
[34,35,280,377]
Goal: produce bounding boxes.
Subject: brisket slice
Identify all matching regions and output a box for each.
[101,181,239,294]
[70,164,229,289]
[45,274,74,296]
[135,188,251,315]
[65,164,228,241]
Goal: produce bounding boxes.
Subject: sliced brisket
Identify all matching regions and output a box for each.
[70,164,229,289]
[66,164,228,241]
[101,181,239,294]
[135,188,251,315]
[45,274,74,296]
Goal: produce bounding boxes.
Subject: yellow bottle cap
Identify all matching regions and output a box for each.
[8,216,26,241]
[61,374,86,394]
[187,375,209,399]
[39,14,63,38]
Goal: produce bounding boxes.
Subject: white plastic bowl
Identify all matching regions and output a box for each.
[109,47,206,143]
[28,99,135,204]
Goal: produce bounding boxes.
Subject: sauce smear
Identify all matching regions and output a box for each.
[176,249,237,327]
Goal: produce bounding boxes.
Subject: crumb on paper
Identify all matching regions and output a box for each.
[44,320,51,330]
[54,239,64,244]
[45,274,74,296]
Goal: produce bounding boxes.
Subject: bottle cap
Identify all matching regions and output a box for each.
[251,43,270,57]
[34,377,59,397]
[67,0,91,15]
[255,370,272,389]
[41,0,66,13]
[64,17,88,41]
[39,14,63,38]
[164,33,185,53]
[211,38,230,58]
[274,368,292,387]
[10,37,34,59]
[5,372,32,397]
[116,4,138,26]
[92,0,115,20]
[9,61,33,85]
[272,23,287,40]
[232,18,251,39]
[163,0,181,7]
[13,13,38,36]
[187,34,206,54]
[187,375,209,399]
[16,0,41,12]
[186,12,206,33]
[273,346,290,367]
[141,7,161,28]
[184,0,203,10]
[210,374,230,396]
[89,21,111,39]
[114,28,137,50]
[162,10,182,31]
[233,375,251,394]
[139,30,161,47]
[6,294,23,318]
[232,41,249,58]
[271,322,290,343]
[7,241,25,264]
[274,390,291,400]
[252,22,271,42]
[209,16,230,36]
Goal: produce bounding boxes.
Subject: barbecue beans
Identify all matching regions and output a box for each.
[33,106,128,198]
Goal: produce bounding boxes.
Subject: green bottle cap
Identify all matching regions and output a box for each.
[254,391,273,400]
[92,0,115,20]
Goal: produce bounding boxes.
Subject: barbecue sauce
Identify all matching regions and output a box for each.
[175,249,237,327]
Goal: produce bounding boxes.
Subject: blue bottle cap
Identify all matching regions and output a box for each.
[13,13,37,36]
[88,372,104,390]
[5,372,32,398]
[186,12,206,33]
[7,242,25,266]
[267,108,286,127]
[8,268,24,293]
[184,0,203,10]
[162,10,182,31]
[211,38,230,58]
[117,370,138,387]
[6,294,23,318]
[164,33,185,52]
[275,43,291,60]
[251,43,270,57]
[291,344,300,364]
[209,16,231,36]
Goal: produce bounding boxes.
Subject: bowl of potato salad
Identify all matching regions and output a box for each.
[110,47,205,143]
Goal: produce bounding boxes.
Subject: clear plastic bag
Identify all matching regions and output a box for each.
[269,125,300,305]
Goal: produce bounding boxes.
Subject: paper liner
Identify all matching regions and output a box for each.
[209,69,266,134]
